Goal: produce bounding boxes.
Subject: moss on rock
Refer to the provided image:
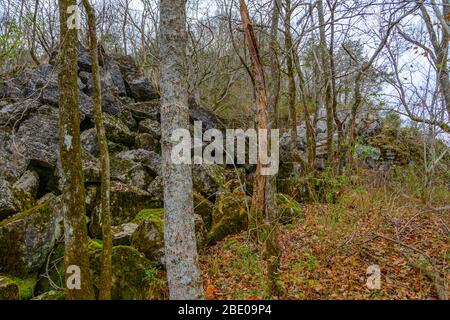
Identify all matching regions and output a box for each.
[193,192,213,230]
[133,208,164,233]
[89,245,168,300]
[0,195,63,275]
[9,274,38,300]
[0,276,20,300]
[89,181,161,238]
[207,191,250,245]
[131,209,165,263]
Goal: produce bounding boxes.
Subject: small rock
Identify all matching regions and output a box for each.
[112,222,139,246]
[126,101,160,121]
[127,76,159,102]
[138,119,161,138]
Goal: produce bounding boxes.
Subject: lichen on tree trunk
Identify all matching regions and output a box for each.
[57,0,94,300]
[82,0,112,300]
[159,0,204,300]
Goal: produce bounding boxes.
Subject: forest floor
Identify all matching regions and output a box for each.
[199,175,449,300]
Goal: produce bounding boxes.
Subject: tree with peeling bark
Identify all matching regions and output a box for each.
[57,0,94,300]
[159,0,204,300]
[81,0,112,300]
[239,0,269,240]
[240,0,283,297]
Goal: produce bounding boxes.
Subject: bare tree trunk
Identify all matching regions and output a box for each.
[82,0,112,300]
[239,0,268,240]
[160,0,204,300]
[268,0,281,129]
[292,30,316,168]
[266,0,283,298]
[284,0,299,163]
[328,4,345,174]
[30,0,40,65]
[317,0,334,166]
[122,0,129,56]
[140,9,147,69]
[346,73,363,170]
[57,0,94,300]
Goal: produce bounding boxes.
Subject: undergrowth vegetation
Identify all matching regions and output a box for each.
[200,169,449,300]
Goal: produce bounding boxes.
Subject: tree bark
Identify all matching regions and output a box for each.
[81,0,112,300]
[160,0,204,300]
[30,0,40,65]
[292,27,316,168]
[57,0,94,300]
[266,0,283,298]
[317,0,334,166]
[268,0,281,129]
[239,0,268,240]
[284,0,299,164]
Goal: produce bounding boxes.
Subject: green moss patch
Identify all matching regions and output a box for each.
[133,209,164,233]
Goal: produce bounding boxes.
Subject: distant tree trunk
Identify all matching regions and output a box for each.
[140,9,147,69]
[328,5,345,174]
[57,0,94,300]
[239,0,268,240]
[159,0,204,300]
[346,72,363,170]
[122,0,129,56]
[266,0,283,298]
[30,0,40,65]
[82,0,112,300]
[291,27,316,168]
[283,0,299,163]
[317,0,334,166]
[268,0,281,129]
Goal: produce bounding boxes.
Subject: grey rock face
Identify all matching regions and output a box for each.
[0,179,19,220]
[189,99,225,130]
[112,222,139,246]
[135,133,160,152]
[101,92,124,115]
[0,100,41,128]
[117,149,162,176]
[0,129,28,182]
[80,128,99,156]
[118,109,138,131]
[131,219,164,263]
[103,58,127,97]
[78,43,93,73]
[16,106,59,168]
[110,152,153,190]
[103,113,135,146]
[126,101,160,121]
[127,76,159,102]
[13,170,39,199]
[89,181,161,238]
[138,118,161,138]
